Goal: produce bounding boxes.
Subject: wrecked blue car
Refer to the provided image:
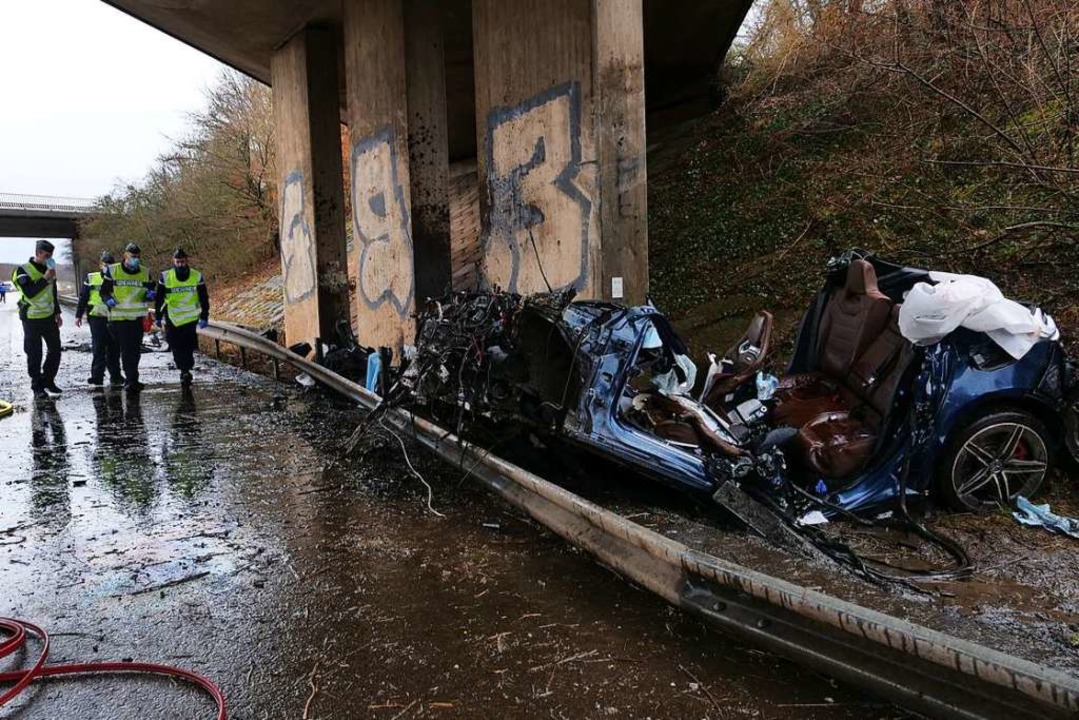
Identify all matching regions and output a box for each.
[405,252,1078,520]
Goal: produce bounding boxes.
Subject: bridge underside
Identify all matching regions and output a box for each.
[103,0,749,138]
[101,0,754,349]
[0,216,81,239]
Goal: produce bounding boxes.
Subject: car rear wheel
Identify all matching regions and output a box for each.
[937,410,1052,512]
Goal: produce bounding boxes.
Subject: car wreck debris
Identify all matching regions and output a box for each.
[347,250,1078,583]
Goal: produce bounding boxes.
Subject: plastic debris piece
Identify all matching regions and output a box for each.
[729,399,767,426]
[698,353,721,402]
[652,354,697,397]
[1013,495,1079,540]
[797,510,829,526]
[365,351,382,393]
[295,373,315,388]
[756,371,778,401]
[814,479,829,495]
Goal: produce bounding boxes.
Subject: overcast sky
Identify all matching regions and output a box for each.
[0,0,224,263]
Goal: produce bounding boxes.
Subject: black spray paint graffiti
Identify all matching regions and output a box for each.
[281,170,317,304]
[483,81,592,295]
[352,127,415,317]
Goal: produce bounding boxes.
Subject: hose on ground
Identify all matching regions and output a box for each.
[0,617,226,719]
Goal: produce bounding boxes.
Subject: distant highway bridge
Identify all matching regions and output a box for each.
[0,193,97,239]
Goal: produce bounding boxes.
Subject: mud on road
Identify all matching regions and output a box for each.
[0,302,903,719]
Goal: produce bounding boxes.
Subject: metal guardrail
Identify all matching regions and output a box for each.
[0,192,97,214]
[196,320,1079,719]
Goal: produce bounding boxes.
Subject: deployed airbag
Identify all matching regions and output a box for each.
[898,271,1058,359]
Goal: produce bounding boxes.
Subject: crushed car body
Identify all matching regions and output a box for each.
[397,251,1078,528]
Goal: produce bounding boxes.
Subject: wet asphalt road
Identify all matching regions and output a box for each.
[0,300,896,720]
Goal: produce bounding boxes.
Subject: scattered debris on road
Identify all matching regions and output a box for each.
[1014,495,1079,540]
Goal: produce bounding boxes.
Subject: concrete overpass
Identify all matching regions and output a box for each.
[0,193,96,239]
[101,0,755,350]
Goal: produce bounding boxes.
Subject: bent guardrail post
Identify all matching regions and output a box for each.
[198,320,1079,720]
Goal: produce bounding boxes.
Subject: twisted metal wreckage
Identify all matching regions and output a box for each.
[346,251,1079,585]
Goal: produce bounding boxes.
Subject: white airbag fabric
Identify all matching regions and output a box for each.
[898,271,1057,359]
[652,354,698,397]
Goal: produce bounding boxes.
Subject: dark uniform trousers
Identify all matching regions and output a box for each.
[110,320,145,384]
[88,316,123,383]
[167,322,198,373]
[22,318,61,388]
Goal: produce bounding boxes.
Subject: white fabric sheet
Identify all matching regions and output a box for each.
[898,271,1058,359]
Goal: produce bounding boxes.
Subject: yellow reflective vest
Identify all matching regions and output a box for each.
[12,263,55,320]
[107,262,151,321]
[162,268,203,327]
[87,271,109,318]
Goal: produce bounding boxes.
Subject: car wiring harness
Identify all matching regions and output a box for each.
[754,406,974,587]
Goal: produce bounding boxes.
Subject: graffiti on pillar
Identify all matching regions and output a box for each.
[352,128,414,316]
[484,82,592,295]
[281,171,317,304]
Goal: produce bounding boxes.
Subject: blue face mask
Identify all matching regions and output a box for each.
[45,257,56,270]
[126,257,141,271]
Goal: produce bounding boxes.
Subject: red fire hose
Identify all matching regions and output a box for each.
[0,617,226,719]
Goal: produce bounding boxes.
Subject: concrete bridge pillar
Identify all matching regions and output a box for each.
[272,0,648,351]
[404,0,453,306]
[71,228,84,298]
[472,0,648,304]
[343,0,418,351]
[270,26,350,348]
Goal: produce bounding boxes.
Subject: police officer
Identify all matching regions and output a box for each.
[75,251,124,387]
[12,240,63,397]
[100,243,155,393]
[154,248,209,387]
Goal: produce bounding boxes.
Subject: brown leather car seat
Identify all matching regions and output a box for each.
[847,306,912,416]
[795,307,914,479]
[817,260,893,379]
[635,392,745,458]
[702,310,774,410]
[772,260,893,427]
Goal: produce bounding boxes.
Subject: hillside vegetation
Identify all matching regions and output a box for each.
[81,73,279,281]
[650,0,1079,354]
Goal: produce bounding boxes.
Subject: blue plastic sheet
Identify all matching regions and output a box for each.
[365,351,382,393]
[1013,496,1079,540]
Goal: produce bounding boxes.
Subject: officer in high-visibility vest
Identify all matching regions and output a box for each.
[154,248,209,387]
[75,251,124,387]
[12,240,63,397]
[99,243,155,393]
